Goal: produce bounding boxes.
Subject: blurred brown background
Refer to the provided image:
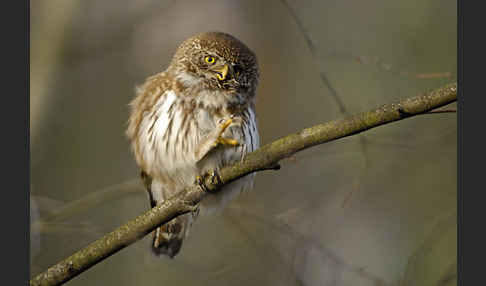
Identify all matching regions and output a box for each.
[30,0,457,285]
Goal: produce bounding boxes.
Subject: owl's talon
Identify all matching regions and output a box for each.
[214,118,240,147]
[195,171,222,193]
[195,117,242,162]
[218,118,233,135]
[216,137,240,147]
[195,175,208,192]
[209,170,222,185]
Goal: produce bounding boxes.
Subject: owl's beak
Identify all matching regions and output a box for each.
[211,64,229,81]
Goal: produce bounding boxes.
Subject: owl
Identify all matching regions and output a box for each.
[126,32,260,258]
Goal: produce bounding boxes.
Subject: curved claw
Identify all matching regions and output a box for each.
[195,175,208,192]
[218,118,233,135]
[216,137,239,147]
[195,117,240,163]
[194,171,222,193]
[215,118,240,147]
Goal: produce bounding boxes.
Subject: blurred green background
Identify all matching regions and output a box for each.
[30,0,457,285]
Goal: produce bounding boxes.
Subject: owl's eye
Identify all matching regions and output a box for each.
[204,56,216,64]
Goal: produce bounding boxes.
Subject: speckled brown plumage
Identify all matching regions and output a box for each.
[126,32,260,258]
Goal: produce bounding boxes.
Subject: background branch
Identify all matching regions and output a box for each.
[30,83,457,286]
[279,0,373,207]
[32,179,143,226]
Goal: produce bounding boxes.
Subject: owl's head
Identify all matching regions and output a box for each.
[169,32,259,94]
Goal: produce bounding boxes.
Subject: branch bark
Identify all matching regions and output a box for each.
[30,83,457,286]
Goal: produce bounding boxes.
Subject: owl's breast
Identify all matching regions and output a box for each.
[135,90,259,190]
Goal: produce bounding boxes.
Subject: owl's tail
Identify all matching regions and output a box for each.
[151,214,192,258]
[141,171,195,258]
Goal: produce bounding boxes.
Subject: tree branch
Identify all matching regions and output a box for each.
[30,83,457,286]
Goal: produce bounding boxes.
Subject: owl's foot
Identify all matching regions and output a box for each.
[195,175,207,191]
[195,117,240,162]
[195,170,222,193]
[208,170,223,186]
[213,118,239,147]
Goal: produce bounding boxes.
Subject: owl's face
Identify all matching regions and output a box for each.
[169,32,259,94]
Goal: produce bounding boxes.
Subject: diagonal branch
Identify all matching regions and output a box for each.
[30,83,457,286]
[279,0,347,114]
[279,0,373,207]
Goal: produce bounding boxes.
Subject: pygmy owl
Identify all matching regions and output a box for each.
[126,32,260,258]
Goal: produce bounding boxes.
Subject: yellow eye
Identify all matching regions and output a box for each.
[204,56,215,64]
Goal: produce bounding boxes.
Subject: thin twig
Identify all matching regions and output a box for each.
[228,206,389,285]
[426,109,457,114]
[32,179,143,227]
[279,0,372,208]
[279,0,347,114]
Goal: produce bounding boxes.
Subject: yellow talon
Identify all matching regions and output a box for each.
[218,118,233,136]
[217,137,239,146]
[214,118,240,147]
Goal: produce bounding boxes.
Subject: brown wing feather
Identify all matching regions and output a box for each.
[140,170,155,208]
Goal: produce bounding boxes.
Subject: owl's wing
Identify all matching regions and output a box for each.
[126,71,175,172]
[126,71,175,210]
[127,72,194,258]
[140,170,155,208]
